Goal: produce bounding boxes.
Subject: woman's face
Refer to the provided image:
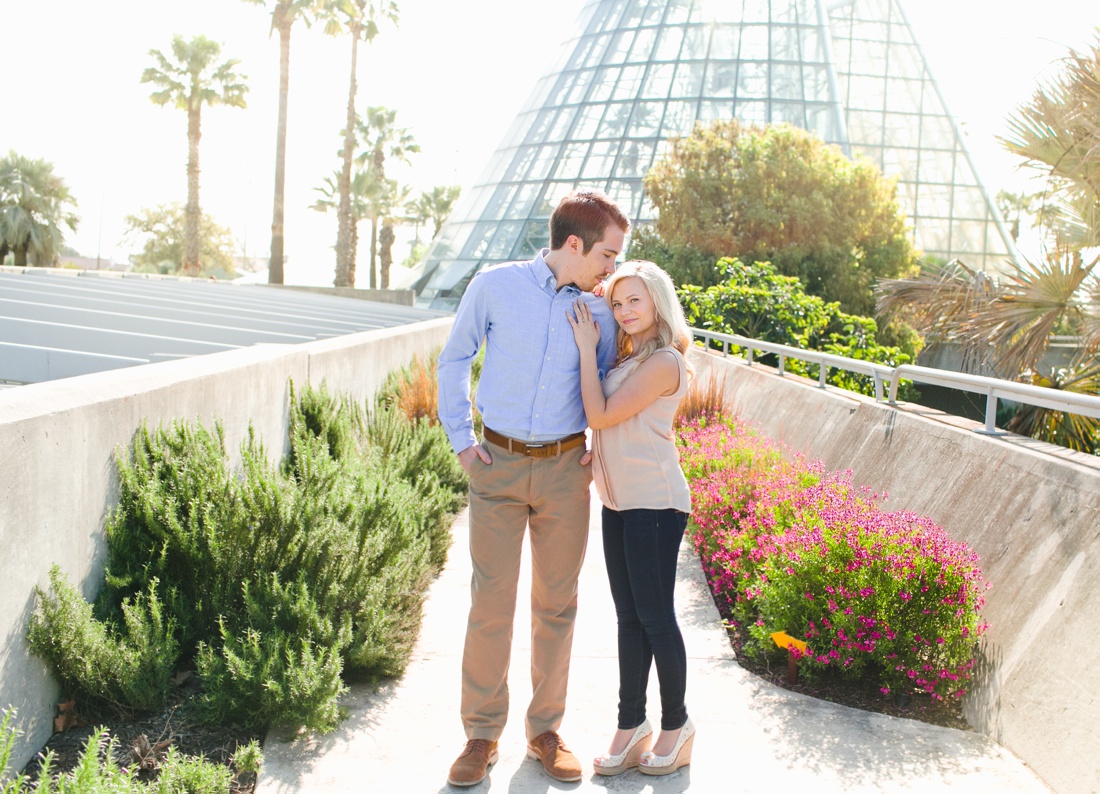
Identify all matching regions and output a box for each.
[610,276,658,342]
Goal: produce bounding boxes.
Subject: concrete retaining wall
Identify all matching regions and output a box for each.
[0,317,454,772]
[695,349,1099,793]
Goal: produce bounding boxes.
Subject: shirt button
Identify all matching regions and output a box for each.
[540,385,545,390]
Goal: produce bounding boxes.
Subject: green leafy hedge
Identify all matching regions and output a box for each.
[28,379,466,733]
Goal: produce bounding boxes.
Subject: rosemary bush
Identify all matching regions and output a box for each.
[27,377,467,733]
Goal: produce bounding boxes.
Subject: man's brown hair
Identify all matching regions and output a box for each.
[549,191,630,253]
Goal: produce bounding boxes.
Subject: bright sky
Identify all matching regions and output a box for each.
[2,1,1096,286]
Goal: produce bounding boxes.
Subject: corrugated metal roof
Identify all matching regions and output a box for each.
[0,268,451,385]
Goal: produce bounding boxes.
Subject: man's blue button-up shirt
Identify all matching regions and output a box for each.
[438,248,618,454]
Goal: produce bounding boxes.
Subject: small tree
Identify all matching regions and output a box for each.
[142,35,248,277]
[123,203,238,278]
[644,120,918,316]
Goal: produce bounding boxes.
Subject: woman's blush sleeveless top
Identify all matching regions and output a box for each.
[591,347,691,513]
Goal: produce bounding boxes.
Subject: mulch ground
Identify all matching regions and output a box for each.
[19,681,261,792]
[716,614,970,731]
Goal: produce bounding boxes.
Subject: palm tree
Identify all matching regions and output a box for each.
[0,151,79,266]
[142,35,248,277]
[242,0,319,285]
[320,0,399,287]
[354,106,418,287]
[412,184,461,241]
[876,33,1100,452]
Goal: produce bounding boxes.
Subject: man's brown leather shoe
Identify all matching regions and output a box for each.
[447,739,499,787]
[526,731,583,782]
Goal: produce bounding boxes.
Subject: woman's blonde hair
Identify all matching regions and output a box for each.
[604,260,693,375]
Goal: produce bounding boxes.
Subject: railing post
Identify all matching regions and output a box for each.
[818,363,827,388]
[873,372,884,402]
[778,353,786,376]
[982,389,999,434]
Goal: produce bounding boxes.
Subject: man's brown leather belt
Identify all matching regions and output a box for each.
[482,427,586,458]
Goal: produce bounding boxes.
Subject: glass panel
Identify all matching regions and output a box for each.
[641,63,676,98]
[847,109,883,145]
[916,217,949,252]
[618,140,645,177]
[628,27,658,62]
[886,78,922,113]
[553,142,591,180]
[739,24,769,59]
[847,75,885,110]
[514,220,549,259]
[627,101,663,136]
[918,149,954,184]
[572,103,607,138]
[736,61,768,99]
[547,106,579,141]
[742,0,770,23]
[486,222,523,260]
[805,104,838,141]
[642,0,666,25]
[586,141,621,174]
[917,184,952,217]
[482,185,519,221]
[613,65,647,100]
[709,25,741,60]
[564,70,595,105]
[737,100,767,125]
[528,144,562,181]
[461,221,499,259]
[598,103,634,138]
[883,112,919,148]
[427,258,477,291]
[952,186,988,219]
[604,29,636,64]
[510,183,543,218]
[671,60,706,96]
[661,100,696,137]
[590,67,621,102]
[772,63,804,100]
[772,101,806,126]
[666,0,692,24]
[654,25,685,60]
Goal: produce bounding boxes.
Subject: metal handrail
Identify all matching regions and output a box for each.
[691,328,894,402]
[691,327,1100,435]
[889,364,1100,433]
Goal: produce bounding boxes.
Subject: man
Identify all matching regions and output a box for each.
[438,191,629,787]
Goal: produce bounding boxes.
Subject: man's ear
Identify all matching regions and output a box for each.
[567,234,583,254]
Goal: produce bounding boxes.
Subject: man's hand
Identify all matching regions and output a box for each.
[457,444,492,474]
[579,449,593,466]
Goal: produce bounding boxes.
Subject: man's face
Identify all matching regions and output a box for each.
[572,225,625,292]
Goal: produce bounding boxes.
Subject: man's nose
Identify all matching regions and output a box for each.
[603,261,615,274]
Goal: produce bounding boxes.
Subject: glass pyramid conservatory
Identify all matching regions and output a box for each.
[414,0,1013,309]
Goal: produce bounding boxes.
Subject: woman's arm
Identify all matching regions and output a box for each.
[568,300,680,430]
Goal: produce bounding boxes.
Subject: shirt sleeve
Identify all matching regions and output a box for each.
[437,272,488,454]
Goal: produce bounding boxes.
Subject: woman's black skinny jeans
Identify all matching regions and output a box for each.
[602,506,689,732]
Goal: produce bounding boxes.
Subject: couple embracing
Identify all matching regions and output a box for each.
[438,191,695,787]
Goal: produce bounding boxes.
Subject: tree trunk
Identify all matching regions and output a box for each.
[14,246,27,267]
[184,106,202,277]
[379,220,395,289]
[334,22,360,287]
[268,9,293,285]
[369,214,378,289]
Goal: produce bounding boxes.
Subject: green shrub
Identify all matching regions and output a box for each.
[679,415,988,699]
[26,567,177,713]
[28,371,467,735]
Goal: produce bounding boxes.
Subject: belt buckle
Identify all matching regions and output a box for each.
[524,442,546,458]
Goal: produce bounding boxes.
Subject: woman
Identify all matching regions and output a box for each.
[567,260,695,777]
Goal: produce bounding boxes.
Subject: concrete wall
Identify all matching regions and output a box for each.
[0,317,454,772]
[257,284,416,306]
[694,350,1099,793]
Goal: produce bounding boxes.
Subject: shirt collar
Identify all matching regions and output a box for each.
[533,248,579,294]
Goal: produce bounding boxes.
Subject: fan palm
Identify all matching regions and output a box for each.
[320,0,399,287]
[410,185,461,242]
[243,0,320,285]
[142,35,248,277]
[0,151,79,266]
[877,33,1100,452]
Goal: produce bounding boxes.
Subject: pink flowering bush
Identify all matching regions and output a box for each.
[678,414,989,699]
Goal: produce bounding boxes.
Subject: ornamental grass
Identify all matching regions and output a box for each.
[678,414,988,699]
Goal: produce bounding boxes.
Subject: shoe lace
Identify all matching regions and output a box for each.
[536,731,566,752]
[466,739,491,757]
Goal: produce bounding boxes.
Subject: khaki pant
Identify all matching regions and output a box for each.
[461,441,592,741]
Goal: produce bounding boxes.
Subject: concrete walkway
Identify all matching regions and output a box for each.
[255,491,1049,793]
